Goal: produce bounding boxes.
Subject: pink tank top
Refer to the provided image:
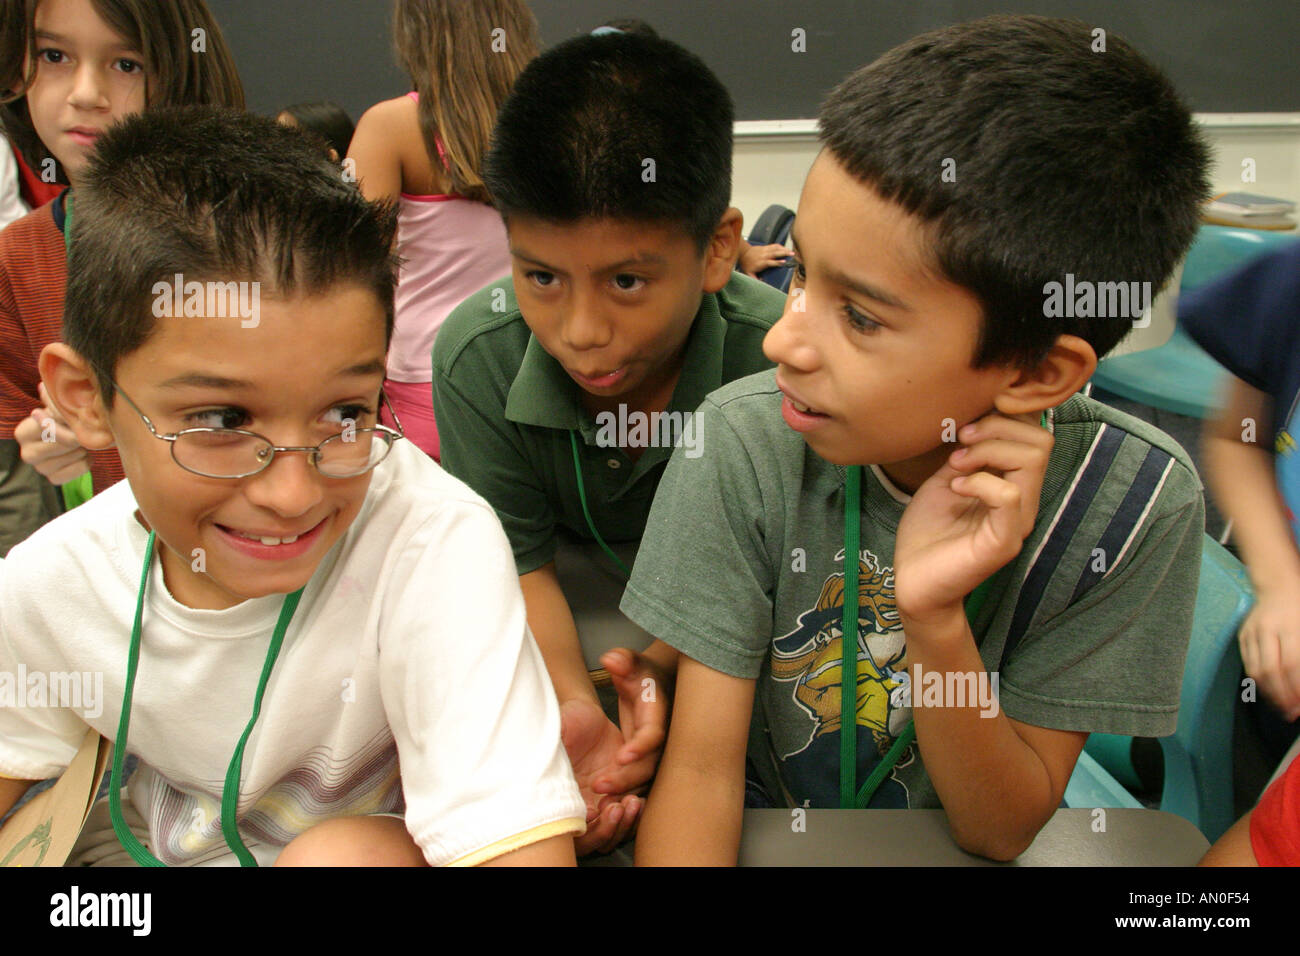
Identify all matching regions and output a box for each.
[387,92,509,382]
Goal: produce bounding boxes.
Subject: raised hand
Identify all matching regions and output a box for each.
[894,412,1052,624]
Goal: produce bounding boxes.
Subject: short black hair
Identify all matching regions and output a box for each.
[277,101,355,158]
[819,15,1211,367]
[485,32,732,252]
[64,105,398,405]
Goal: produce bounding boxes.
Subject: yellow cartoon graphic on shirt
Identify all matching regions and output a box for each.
[770,549,913,806]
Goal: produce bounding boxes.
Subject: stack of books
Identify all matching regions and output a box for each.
[1203,192,1297,230]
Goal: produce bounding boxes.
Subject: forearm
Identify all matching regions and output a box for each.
[903,607,1058,860]
[1203,431,1300,593]
[520,565,600,705]
[1199,812,1258,866]
[634,655,754,865]
[635,760,744,865]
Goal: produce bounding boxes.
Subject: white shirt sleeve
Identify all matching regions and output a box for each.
[0,556,92,780]
[377,499,585,865]
[0,136,31,231]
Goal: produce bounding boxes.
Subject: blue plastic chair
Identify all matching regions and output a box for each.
[746,204,795,292]
[1065,535,1254,841]
[1090,225,1298,419]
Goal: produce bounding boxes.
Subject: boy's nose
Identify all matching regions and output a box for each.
[241,447,326,518]
[561,289,613,351]
[763,288,819,370]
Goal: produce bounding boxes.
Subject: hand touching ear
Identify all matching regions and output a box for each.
[15,382,90,484]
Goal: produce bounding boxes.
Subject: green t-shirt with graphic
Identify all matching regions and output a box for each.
[621,370,1204,809]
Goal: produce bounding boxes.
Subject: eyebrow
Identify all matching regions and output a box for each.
[35,30,141,53]
[791,228,912,312]
[510,248,669,274]
[157,361,387,391]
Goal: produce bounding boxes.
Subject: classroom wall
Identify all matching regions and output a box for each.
[731,117,1300,244]
[731,116,1300,358]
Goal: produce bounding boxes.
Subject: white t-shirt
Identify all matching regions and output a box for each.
[0,133,30,229]
[0,440,585,865]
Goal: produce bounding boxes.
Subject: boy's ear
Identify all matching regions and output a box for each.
[993,334,1098,417]
[38,343,117,451]
[701,207,744,294]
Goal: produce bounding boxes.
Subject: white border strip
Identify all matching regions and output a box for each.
[735,119,819,139]
[735,113,1300,141]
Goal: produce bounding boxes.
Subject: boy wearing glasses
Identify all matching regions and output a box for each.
[0,106,585,866]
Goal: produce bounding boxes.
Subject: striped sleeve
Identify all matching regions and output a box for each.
[0,205,64,437]
[992,417,1205,738]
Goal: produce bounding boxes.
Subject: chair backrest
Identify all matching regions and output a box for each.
[1158,534,1254,841]
[746,204,796,292]
[1179,225,1298,294]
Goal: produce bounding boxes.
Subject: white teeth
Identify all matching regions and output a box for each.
[791,398,813,413]
[231,529,299,545]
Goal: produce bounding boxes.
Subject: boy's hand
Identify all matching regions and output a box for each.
[558,649,670,856]
[740,242,791,278]
[895,412,1053,624]
[1239,588,1300,720]
[560,698,643,856]
[15,383,90,485]
[601,647,671,790]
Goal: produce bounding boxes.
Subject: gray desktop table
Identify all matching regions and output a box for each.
[736,808,1209,866]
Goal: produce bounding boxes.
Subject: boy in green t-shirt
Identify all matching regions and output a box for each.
[431,32,785,854]
[622,15,1212,863]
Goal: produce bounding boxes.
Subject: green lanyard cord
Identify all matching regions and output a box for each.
[109,529,163,866]
[840,467,993,809]
[841,412,1047,808]
[568,430,632,581]
[839,467,863,809]
[109,530,306,866]
[220,585,303,866]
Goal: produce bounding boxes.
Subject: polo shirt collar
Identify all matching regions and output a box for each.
[502,293,728,435]
[504,333,584,430]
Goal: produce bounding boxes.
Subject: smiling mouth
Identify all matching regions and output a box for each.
[217,522,317,546]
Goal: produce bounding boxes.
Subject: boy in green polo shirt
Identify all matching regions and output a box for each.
[431,32,785,855]
[622,16,1212,863]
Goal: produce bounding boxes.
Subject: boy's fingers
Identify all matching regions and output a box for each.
[595,796,639,854]
[618,711,666,761]
[951,470,1021,510]
[1251,635,1294,714]
[593,754,655,795]
[1239,615,1261,673]
[601,796,640,853]
[950,471,1022,544]
[37,386,69,425]
[575,804,623,855]
[1277,636,1300,711]
[962,413,1054,447]
[949,438,1049,477]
